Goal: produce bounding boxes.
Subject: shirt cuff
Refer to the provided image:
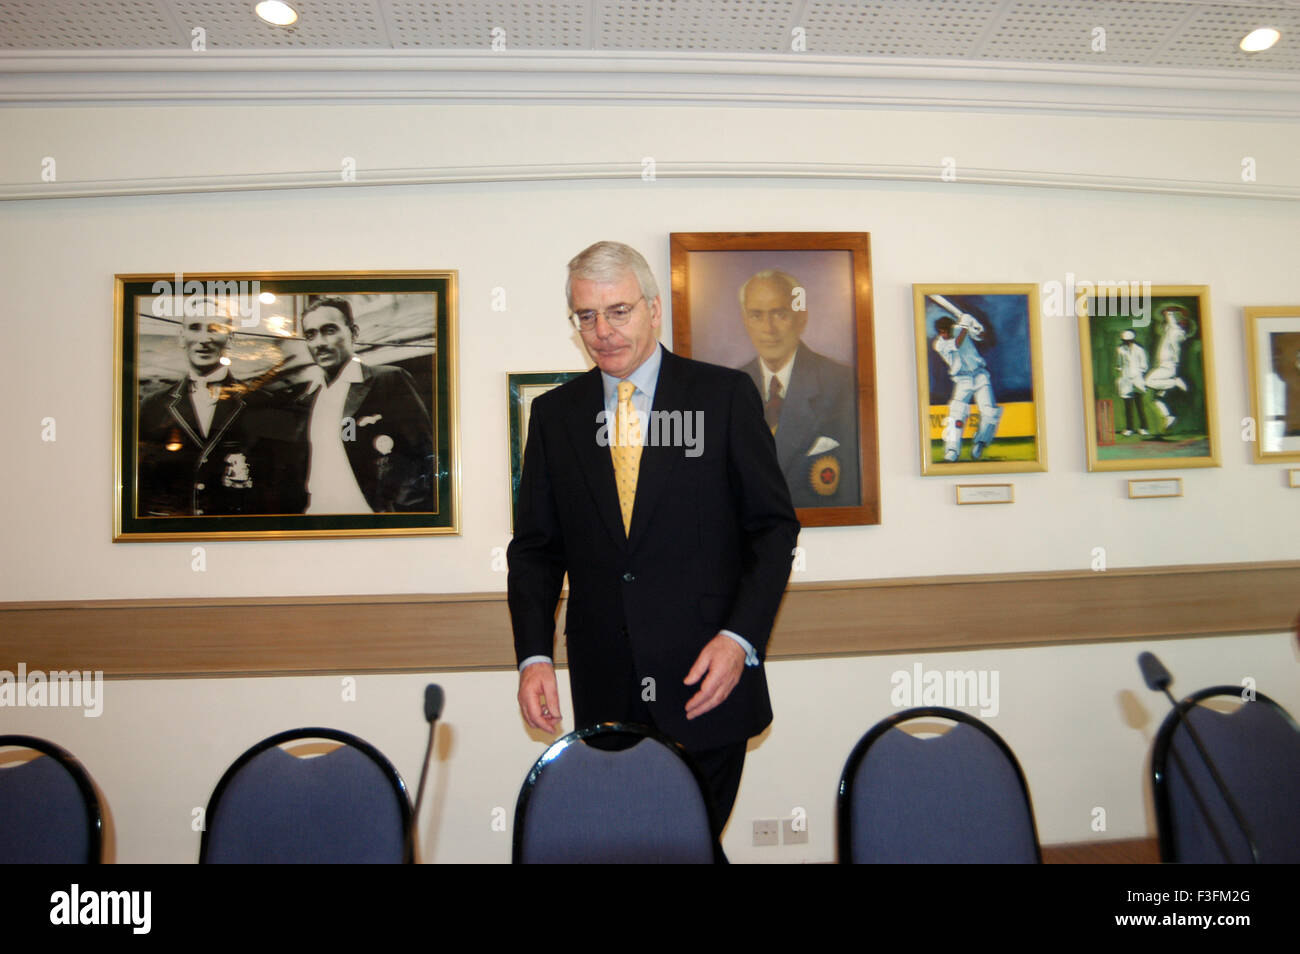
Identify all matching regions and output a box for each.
[518,655,553,672]
[720,630,759,667]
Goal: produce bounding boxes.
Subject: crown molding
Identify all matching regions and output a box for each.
[2,49,1298,120]
[3,159,1297,203]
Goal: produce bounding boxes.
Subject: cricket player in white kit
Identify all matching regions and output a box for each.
[933,306,1001,462]
[1145,306,1190,429]
[1115,329,1150,436]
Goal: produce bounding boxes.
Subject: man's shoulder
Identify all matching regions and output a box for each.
[795,344,855,386]
[361,363,412,385]
[140,377,182,405]
[667,349,751,385]
[529,367,600,416]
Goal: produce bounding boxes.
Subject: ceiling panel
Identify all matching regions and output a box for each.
[387,0,590,49]
[170,0,390,48]
[0,0,1295,73]
[0,0,181,48]
[802,0,1005,59]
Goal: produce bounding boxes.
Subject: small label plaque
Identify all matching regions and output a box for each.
[955,483,1015,505]
[1290,469,1299,488]
[1128,478,1183,499]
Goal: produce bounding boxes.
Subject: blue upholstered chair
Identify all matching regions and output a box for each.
[200,727,413,864]
[513,722,721,864]
[1152,687,1300,863]
[0,735,103,864]
[838,707,1041,863]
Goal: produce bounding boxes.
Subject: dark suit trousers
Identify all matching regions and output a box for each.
[622,692,748,830]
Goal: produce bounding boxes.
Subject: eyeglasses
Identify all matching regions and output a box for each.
[568,296,644,331]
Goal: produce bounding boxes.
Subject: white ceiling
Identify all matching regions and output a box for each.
[0,0,1296,72]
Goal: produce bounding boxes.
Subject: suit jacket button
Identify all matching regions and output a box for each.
[195,482,205,490]
[194,509,204,515]
[622,572,635,582]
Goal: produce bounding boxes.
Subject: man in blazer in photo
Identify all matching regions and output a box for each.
[737,269,860,508]
[137,301,304,516]
[298,297,435,513]
[507,241,800,826]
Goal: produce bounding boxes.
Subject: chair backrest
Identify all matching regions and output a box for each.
[0,735,103,864]
[200,727,412,864]
[1152,686,1300,863]
[513,722,720,864]
[838,707,1040,863]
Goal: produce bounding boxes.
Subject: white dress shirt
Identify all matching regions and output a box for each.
[306,358,373,514]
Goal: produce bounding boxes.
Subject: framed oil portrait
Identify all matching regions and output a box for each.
[912,284,1047,475]
[114,271,459,540]
[508,370,583,527]
[1244,306,1300,463]
[669,232,879,527]
[1077,285,1218,472]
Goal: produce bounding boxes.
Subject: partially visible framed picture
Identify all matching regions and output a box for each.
[1077,285,1219,472]
[912,284,1047,475]
[114,271,459,540]
[1244,306,1300,462]
[508,370,583,527]
[669,232,879,527]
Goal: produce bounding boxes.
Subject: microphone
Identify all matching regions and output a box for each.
[1137,651,1172,694]
[424,684,445,723]
[410,683,444,863]
[1138,653,1259,863]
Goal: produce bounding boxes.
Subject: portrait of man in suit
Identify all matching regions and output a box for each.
[137,298,303,517]
[507,241,800,826]
[299,297,435,513]
[738,269,860,508]
[1270,331,1300,437]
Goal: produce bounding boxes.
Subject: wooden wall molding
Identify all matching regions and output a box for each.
[1,560,1296,679]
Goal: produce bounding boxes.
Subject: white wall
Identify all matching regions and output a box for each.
[1,101,1298,862]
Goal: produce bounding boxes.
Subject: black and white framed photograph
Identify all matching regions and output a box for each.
[114,271,459,540]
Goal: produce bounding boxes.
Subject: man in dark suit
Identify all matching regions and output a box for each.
[738,269,860,508]
[137,303,305,516]
[508,241,799,825]
[299,297,435,513]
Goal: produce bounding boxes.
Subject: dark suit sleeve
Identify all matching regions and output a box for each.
[386,368,435,511]
[721,372,800,657]
[506,396,568,665]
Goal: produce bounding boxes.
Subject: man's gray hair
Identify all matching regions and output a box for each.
[566,241,660,309]
[738,269,802,309]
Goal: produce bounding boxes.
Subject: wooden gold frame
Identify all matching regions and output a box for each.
[1077,285,1219,472]
[1244,306,1300,463]
[913,284,1047,476]
[669,232,879,526]
[114,271,459,540]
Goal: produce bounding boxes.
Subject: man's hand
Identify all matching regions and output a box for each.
[518,661,561,734]
[683,634,746,721]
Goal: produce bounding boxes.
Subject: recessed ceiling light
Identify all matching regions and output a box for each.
[255,1,299,27]
[1240,28,1280,53]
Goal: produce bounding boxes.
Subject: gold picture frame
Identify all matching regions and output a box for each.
[1244,305,1300,463]
[1077,285,1219,472]
[913,284,1048,476]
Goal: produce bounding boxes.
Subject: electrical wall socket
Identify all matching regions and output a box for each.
[782,817,808,845]
[752,819,780,847]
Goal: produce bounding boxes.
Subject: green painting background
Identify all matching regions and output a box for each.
[1087,295,1209,459]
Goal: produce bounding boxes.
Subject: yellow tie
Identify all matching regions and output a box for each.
[611,380,643,535]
